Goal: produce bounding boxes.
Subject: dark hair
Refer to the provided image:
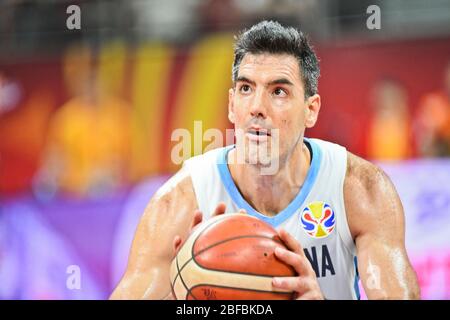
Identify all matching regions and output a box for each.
[232,20,320,99]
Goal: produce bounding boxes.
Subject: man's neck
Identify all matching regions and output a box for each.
[228,140,311,217]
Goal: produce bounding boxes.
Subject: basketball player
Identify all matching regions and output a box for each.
[111,21,420,300]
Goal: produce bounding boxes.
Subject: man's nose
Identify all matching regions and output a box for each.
[249,89,268,118]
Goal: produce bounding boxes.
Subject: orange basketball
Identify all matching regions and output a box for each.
[170,213,297,300]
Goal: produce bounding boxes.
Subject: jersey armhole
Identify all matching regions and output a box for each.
[336,150,357,256]
[182,158,209,218]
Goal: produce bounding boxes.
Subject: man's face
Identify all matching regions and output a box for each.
[228,53,320,169]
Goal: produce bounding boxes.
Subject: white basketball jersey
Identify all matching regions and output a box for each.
[183,138,359,300]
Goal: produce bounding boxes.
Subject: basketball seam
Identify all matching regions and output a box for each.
[169,277,177,300]
[191,216,284,266]
[184,234,287,277]
[176,253,198,300]
[187,283,293,299]
[173,215,291,299]
[171,257,179,291]
[171,215,227,290]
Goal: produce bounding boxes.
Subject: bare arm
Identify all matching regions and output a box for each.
[345,152,420,299]
[110,167,198,299]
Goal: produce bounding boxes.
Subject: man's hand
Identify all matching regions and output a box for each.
[173,202,227,254]
[168,203,246,300]
[272,229,324,300]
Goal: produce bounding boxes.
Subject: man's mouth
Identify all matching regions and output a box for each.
[246,127,271,141]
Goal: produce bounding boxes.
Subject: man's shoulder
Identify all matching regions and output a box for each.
[344,152,403,238]
[345,152,388,195]
[309,137,346,151]
[152,165,197,206]
[344,151,399,207]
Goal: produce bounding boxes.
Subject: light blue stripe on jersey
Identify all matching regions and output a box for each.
[217,138,322,228]
[354,256,361,300]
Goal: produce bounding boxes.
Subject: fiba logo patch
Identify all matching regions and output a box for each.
[301,201,336,238]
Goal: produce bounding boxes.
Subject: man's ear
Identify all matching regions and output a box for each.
[228,88,235,123]
[305,94,321,128]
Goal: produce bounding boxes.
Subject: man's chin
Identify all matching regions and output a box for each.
[245,153,277,166]
[244,153,280,175]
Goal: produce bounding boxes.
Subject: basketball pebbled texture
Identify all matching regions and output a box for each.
[170,213,297,300]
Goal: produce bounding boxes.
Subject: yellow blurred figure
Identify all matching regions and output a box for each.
[37,45,130,198]
[367,78,412,160]
[45,94,130,197]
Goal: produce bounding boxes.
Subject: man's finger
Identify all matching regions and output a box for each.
[274,246,311,276]
[238,208,247,214]
[211,202,227,217]
[272,276,306,294]
[190,209,203,229]
[278,228,304,255]
[173,235,183,256]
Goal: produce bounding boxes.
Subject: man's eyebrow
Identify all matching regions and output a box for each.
[235,76,256,86]
[235,76,294,86]
[268,78,294,86]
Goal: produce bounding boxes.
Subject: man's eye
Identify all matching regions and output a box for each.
[240,84,251,93]
[273,88,287,97]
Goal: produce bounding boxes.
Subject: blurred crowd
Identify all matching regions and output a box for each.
[367,67,450,159]
[0,0,449,200]
[1,50,449,199]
